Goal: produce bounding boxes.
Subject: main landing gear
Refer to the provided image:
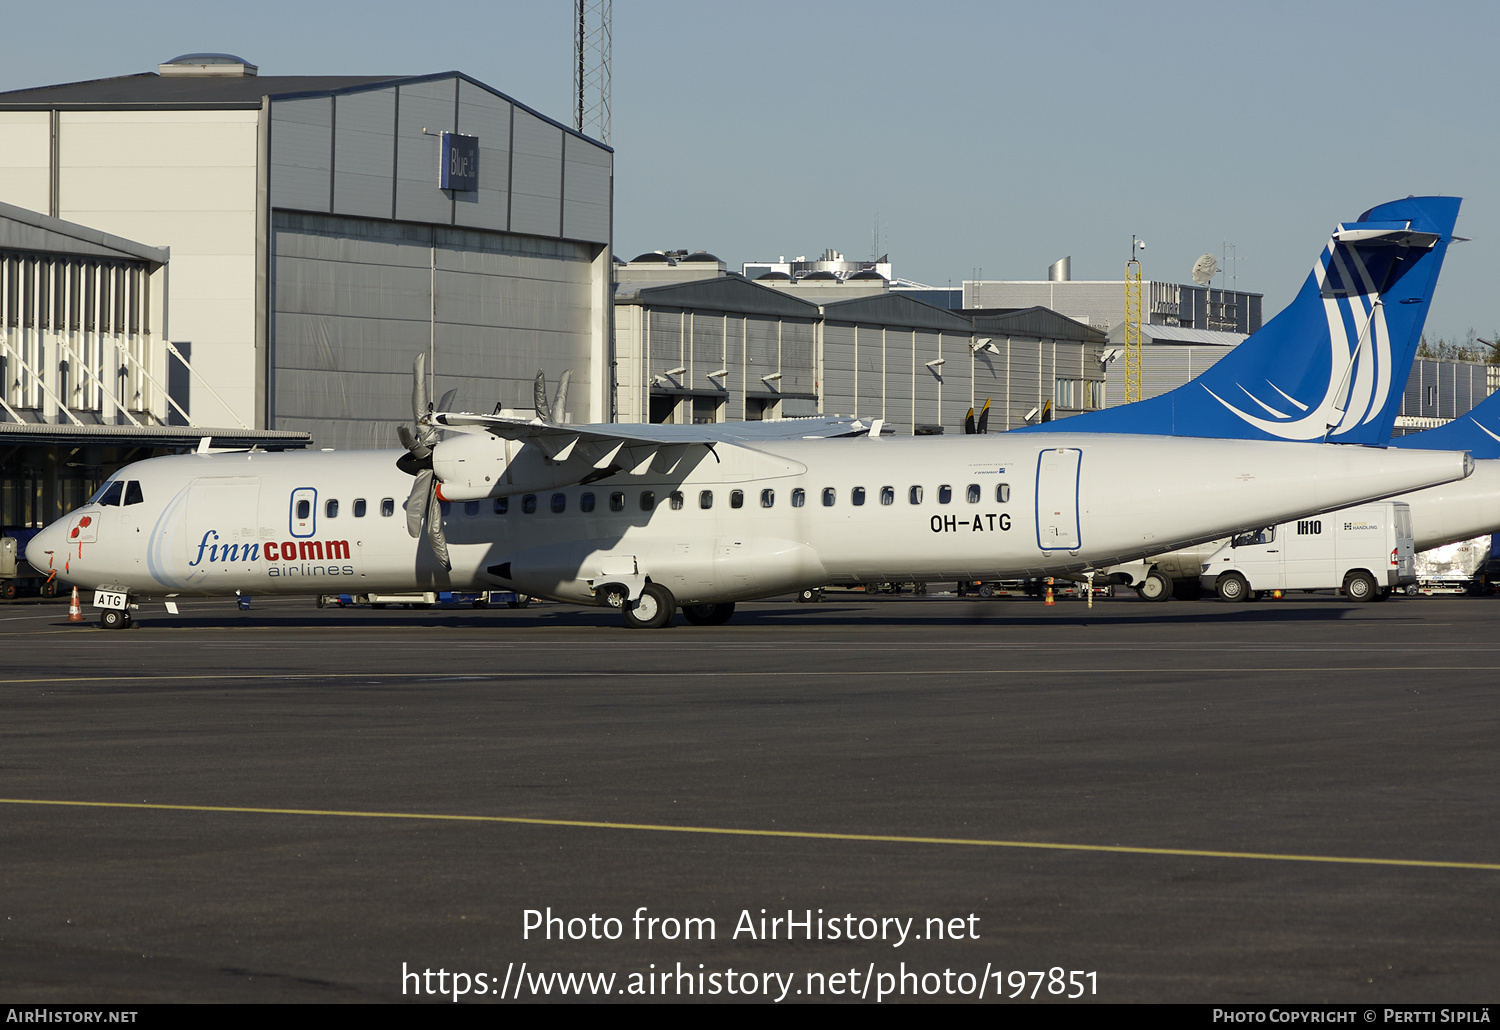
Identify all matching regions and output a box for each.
[621,583,677,630]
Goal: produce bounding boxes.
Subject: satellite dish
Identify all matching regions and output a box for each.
[1192,254,1219,286]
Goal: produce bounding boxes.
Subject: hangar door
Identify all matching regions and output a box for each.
[270,211,598,450]
[1035,448,1082,551]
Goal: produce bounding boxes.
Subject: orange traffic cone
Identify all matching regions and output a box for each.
[67,586,84,623]
[1044,577,1055,606]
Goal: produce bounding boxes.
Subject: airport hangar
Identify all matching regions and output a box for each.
[0,54,614,530]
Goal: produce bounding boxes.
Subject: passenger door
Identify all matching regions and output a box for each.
[1035,448,1082,551]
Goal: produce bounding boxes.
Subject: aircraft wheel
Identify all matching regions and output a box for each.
[507,594,532,609]
[1138,570,1172,602]
[1215,573,1250,602]
[1344,571,1379,602]
[40,579,60,599]
[100,608,131,630]
[622,583,676,630]
[682,602,735,626]
[796,587,822,603]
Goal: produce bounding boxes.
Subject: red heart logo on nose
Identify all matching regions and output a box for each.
[80,516,92,527]
[71,528,79,538]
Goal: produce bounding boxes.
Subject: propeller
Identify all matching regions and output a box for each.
[964,408,976,435]
[533,368,574,422]
[395,353,451,570]
[976,398,991,434]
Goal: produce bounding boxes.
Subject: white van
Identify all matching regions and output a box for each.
[1199,502,1415,602]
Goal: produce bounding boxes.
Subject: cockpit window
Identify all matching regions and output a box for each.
[88,479,120,505]
[97,481,124,506]
[123,481,144,505]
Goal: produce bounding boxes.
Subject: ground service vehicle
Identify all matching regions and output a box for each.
[1199,502,1414,602]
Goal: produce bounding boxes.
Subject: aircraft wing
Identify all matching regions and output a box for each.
[431,413,874,449]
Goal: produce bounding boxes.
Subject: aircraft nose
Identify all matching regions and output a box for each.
[23,520,64,570]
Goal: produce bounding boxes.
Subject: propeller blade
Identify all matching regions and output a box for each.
[533,370,550,420]
[437,387,458,413]
[551,369,573,423]
[426,482,451,570]
[1041,399,1053,423]
[405,468,432,538]
[412,354,430,423]
[977,398,992,434]
[964,408,975,435]
[397,424,431,461]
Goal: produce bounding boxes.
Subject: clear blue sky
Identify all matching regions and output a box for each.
[5,0,1495,343]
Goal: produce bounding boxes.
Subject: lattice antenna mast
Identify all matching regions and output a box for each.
[573,0,612,144]
[1124,235,1145,404]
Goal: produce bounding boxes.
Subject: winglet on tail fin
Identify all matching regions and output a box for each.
[1009,197,1462,444]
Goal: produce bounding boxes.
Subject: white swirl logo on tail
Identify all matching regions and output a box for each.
[1204,242,1391,440]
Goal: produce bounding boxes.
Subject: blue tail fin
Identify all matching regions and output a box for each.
[1390,385,1500,459]
[1011,196,1462,444]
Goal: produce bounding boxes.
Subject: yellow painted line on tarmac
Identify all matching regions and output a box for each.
[2,797,1497,872]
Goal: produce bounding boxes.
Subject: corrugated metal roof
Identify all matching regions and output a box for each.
[0,73,395,109]
[1114,325,1248,347]
[0,422,311,448]
[0,200,169,267]
[821,293,974,332]
[619,275,821,319]
[971,306,1108,344]
[0,70,611,151]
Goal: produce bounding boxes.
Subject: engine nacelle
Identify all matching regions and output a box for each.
[430,431,601,501]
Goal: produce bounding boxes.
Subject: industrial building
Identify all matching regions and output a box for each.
[0,54,613,529]
[613,254,1109,433]
[965,258,1263,336]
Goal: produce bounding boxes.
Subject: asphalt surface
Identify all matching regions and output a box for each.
[1,590,1498,1004]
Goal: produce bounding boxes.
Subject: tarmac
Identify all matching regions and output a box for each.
[2,590,1497,1003]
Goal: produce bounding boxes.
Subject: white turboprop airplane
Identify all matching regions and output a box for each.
[23,197,1475,629]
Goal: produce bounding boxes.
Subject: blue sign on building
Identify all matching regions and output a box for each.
[440,132,479,192]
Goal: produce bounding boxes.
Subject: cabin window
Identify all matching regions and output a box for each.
[466,500,481,517]
[995,483,1010,504]
[852,487,866,506]
[669,491,684,510]
[493,496,509,515]
[610,492,626,512]
[551,493,566,514]
[938,485,952,504]
[880,486,894,506]
[641,491,656,511]
[97,481,123,506]
[966,484,980,504]
[440,501,452,517]
[381,498,395,517]
[353,499,367,518]
[521,494,537,514]
[792,488,805,508]
[822,487,836,507]
[761,489,775,508]
[699,490,714,510]
[730,490,744,509]
[297,499,311,520]
[123,482,143,506]
[909,486,924,505]
[326,499,339,518]
[580,493,595,513]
